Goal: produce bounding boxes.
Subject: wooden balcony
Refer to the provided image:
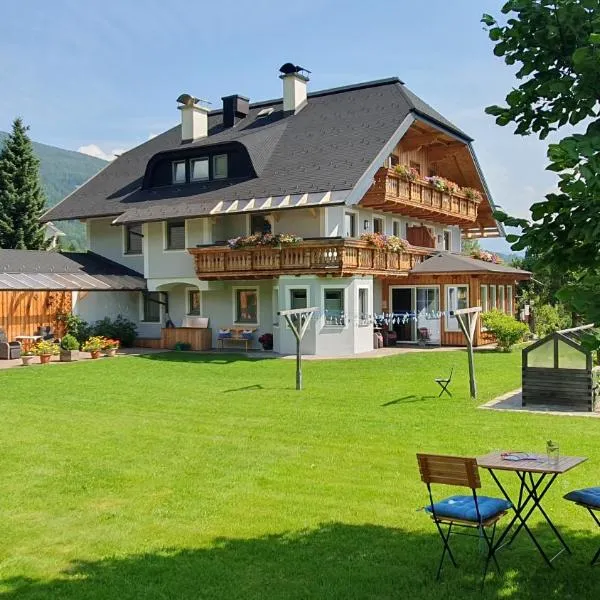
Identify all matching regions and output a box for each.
[188,238,433,280]
[361,168,481,225]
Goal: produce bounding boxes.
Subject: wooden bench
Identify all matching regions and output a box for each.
[217,328,256,351]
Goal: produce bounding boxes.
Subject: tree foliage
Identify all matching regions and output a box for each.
[481,310,530,351]
[0,118,48,249]
[482,1,600,328]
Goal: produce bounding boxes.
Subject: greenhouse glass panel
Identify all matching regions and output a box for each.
[527,340,554,368]
[557,339,587,369]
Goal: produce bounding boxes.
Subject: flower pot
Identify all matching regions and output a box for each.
[60,349,79,362]
[90,350,101,359]
[105,348,117,357]
[21,355,35,366]
[261,345,273,351]
[39,354,52,365]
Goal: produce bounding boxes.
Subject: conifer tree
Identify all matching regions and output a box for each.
[0,118,47,249]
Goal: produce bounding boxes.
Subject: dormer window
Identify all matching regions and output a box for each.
[213,154,228,179]
[172,161,186,184]
[191,158,209,181]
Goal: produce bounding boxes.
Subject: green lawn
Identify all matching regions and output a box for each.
[1,350,599,599]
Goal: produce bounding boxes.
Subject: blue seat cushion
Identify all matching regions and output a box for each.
[564,487,600,509]
[425,495,511,522]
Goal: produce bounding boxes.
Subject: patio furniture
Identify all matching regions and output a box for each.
[0,328,22,360]
[477,451,587,567]
[14,335,43,352]
[435,367,453,397]
[564,486,600,566]
[418,327,430,343]
[416,453,510,586]
[217,327,256,351]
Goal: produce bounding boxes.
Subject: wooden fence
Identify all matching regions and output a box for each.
[0,290,72,341]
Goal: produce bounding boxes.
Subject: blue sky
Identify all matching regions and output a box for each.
[0,0,558,252]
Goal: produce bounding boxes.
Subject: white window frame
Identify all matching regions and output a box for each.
[232,286,260,326]
[498,285,506,314]
[357,285,370,327]
[285,285,311,329]
[373,216,384,235]
[344,210,358,238]
[321,284,348,329]
[392,219,402,238]
[139,291,164,324]
[163,220,188,252]
[445,285,469,332]
[480,284,489,313]
[172,160,186,184]
[272,286,280,328]
[489,285,497,311]
[213,154,228,179]
[443,229,452,251]
[123,223,143,256]
[186,287,202,316]
[507,285,513,315]
[190,157,209,182]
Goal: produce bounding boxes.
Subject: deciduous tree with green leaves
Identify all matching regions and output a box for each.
[0,118,48,249]
[482,0,600,343]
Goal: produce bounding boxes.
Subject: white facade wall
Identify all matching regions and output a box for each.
[87,218,144,274]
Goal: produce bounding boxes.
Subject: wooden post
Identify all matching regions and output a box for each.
[452,307,481,399]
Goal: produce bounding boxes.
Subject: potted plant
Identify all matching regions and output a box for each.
[34,339,59,364]
[81,336,106,359]
[394,164,419,182]
[21,349,36,366]
[60,334,80,362]
[103,338,120,357]
[258,333,273,351]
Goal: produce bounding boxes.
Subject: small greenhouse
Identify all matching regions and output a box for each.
[522,325,599,412]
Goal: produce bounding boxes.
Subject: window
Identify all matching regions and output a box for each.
[498,285,506,313]
[290,288,307,310]
[443,230,451,251]
[344,212,356,238]
[507,285,513,315]
[446,285,468,332]
[172,161,186,184]
[480,285,489,313]
[165,221,186,250]
[373,217,384,234]
[235,288,258,324]
[187,290,201,315]
[213,154,228,179]
[191,158,209,181]
[125,224,143,255]
[323,288,345,326]
[142,292,162,323]
[358,287,369,326]
[392,220,401,237]
[272,287,279,327]
[389,154,399,167]
[489,285,497,311]
[251,214,271,234]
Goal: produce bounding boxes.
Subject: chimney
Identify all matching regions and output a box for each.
[279,63,310,114]
[177,94,210,142]
[222,94,250,128]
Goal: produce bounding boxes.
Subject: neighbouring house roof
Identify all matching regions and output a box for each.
[42,77,489,227]
[0,250,146,291]
[410,252,531,277]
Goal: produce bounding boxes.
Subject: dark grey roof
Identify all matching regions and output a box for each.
[410,252,531,276]
[43,77,474,224]
[0,250,146,290]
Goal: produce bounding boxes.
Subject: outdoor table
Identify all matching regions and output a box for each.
[14,335,43,351]
[477,451,587,567]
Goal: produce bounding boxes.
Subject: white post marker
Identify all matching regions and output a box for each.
[450,306,482,399]
[278,307,319,390]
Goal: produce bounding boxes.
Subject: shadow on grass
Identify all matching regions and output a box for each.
[2,522,599,600]
[138,352,277,365]
[381,395,438,407]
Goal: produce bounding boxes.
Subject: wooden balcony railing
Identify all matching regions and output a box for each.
[188,238,433,280]
[361,168,481,225]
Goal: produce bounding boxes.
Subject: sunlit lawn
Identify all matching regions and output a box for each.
[1,350,599,599]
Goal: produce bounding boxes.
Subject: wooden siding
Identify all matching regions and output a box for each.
[0,290,72,341]
[522,367,595,411]
[160,327,212,351]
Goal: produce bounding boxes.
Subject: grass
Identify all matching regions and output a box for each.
[0,350,599,599]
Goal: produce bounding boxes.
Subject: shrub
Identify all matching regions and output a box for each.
[92,315,137,347]
[534,303,571,338]
[60,334,80,351]
[57,312,91,344]
[481,310,530,352]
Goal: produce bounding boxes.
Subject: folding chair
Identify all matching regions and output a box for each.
[564,487,600,566]
[435,367,454,397]
[416,453,511,588]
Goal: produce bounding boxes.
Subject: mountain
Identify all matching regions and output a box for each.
[0,131,107,249]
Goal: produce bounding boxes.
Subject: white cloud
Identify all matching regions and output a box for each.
[77,144,124,161]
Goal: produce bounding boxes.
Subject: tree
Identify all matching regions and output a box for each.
[482,1,600,333]
[0,118,48,249]
[461,237,481,255]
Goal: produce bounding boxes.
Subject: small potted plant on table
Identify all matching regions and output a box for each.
[34,339,59,364]
[82,336,106,359]
[103,338,120,357]
[60,334,80,362]
[258,333,273,351]
[21,349,36,366]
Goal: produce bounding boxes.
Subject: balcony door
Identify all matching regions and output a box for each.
[389,286,440,343]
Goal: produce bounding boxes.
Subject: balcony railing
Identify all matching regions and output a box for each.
[188,238,433,280]
[361,168,480,225]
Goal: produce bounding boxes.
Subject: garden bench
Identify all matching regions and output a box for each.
[217,327,256,351]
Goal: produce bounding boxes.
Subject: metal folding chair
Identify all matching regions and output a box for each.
[435,367,454,397]
[564,487,600,566]
[416,453,511,588]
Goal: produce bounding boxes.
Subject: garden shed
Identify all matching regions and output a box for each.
[522,325,599,412]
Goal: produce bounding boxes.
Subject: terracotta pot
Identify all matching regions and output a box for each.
[105,348,117,357]
[21,355,35,366]
[90,350,101,359]
[39,354,52,364]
